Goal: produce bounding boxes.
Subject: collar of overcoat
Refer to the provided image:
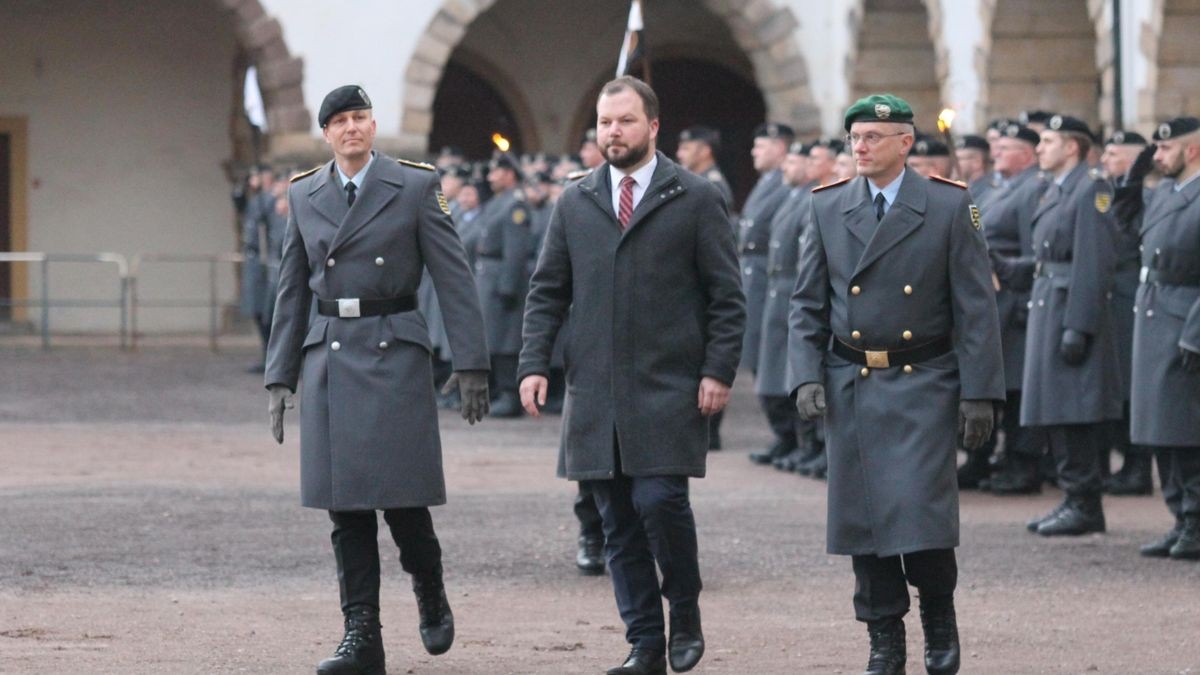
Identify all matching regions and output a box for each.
[1141,171,1200,237]
[1031,161,1088,225]
[576,151,686,238]
[308,152,407,256]
[840,169,928,278]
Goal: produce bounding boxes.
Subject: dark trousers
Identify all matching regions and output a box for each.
[575,481,604,539]
[490,354,518,397]
[586,471,702,651]
[1002,391,1044,458]
[1044,424,1105,496]
[851,548,958,623]
[759,394,801,448]
[329,508,442,612]
[1154,446,1200,519]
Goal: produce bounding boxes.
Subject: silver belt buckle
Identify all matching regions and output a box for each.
[337,298,361,318]
[1139,266,1149,283]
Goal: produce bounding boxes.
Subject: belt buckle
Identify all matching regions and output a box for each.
[865,350,890,369]
[1139,266,1149,283]
[337,298,361,318]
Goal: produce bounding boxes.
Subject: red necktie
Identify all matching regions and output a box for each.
[618,175,635,230]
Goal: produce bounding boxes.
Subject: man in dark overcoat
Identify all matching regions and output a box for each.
[264,86,491,675]
[1131,117,1200,560]
[790,94,1003,675]
[519,76,745,675]
[1019,115,1124,537]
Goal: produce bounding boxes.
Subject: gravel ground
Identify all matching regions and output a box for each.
[1,341,1198,674]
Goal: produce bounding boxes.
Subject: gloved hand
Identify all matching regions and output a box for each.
[1127,144,1157,183]
[795,382,826,421]
[959,400,994,450]
[1059,328,1091,365]
[1181,347,1200,373]
[441,370,490,424]
[268,384,294,444]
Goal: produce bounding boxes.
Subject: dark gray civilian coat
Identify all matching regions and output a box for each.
[739,169,790,369]
[789,170,1004,556]
[265,155,490,510]
[519,152,746,480]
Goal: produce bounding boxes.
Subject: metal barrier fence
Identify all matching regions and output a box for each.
[0,252,130,349]
[128,252,245,351]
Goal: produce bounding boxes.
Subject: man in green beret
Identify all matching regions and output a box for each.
[790,93,1003,675]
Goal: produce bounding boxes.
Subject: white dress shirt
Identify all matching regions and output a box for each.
[609,154,659,218]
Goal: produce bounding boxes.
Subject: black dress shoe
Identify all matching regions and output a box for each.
[1169,516,1200,560]
[1140,523,1182,558]
[489,391,523,418]
[1038,494,1105,536]
[956,452,991,490]
[989,454,1042,495]
[774,447,808,472]
[802,451,828,480]
[749,440,793,465]
[1026,498,1069,533]
[668,605,704,672]
[1104,454,1154,496]
[413,576,454,655]
[863,617,906,675]
[919,595,960,675]
[317,605,386,675]
[576,535,606,575]
[606,647,666,675]
[788,446,821,475]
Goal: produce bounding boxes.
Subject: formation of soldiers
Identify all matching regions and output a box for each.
[233,165,292,371]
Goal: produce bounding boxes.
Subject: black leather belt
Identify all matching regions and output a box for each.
[317,295,417,318]
[1034,260,1071,278]
[1142,267,1200,287]
[831,335,953,369]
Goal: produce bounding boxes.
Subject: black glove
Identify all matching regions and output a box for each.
[795,382,826,421]
[441,370,490,424]
[1059,328,1090,365]
[267,384,294,444]
[1181,347,1200,373]
[959,400,994,451]
[1128,144,1157,183]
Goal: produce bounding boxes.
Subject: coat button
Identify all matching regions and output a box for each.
[744,267,753,275]
[379,341,389,349]
[768,290,777,298]
[860,367,870,377]
[1037,299,1045,307]
[1027,301,1034,309]
[902,330,913,340]
[852,330,862,340]
[375,257,384,266]
[331,341,341,351]
[904,285,913,295]
[851,285,861,295]
[326,258,336,267]
[903,365,913,374]
[1147,309,1154,318]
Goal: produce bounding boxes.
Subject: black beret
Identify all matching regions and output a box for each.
[1018,110,1054,125]
[318,85,372,128]
[678,125,721,149]
[955,134,989,152]
[787,141,810,156]
[489,151,524,179]
[1045,114,1091,135]
[582,129,598,144]
[1106,130,1147,146]
[438,146,465,159]
[911,136,949,157]
[754,122,795,140]
[1153,117,1200,141]
[822,138,847,155]
[1003,124,1042,146]
[532,171,554,184]
[988,118,1015,132]
[443,164,471,179]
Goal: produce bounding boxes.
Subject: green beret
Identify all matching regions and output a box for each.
[844,94,914,131]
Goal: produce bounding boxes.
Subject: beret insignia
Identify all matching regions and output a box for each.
[875,104,891,119]
[1049,115,1063,130]
[1159,123,1172,140]
[1095,192,1111,214]
[1112,131,1125,144]
[435,190,451,215]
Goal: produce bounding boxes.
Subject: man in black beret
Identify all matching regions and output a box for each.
[1018,110,1055,133]
[580,128,605,170]
[676,126,734,212]
[955,135,992,200]
[907,136,952,179]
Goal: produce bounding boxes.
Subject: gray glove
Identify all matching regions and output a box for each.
[441,370,490,424]
[959,399,994,450]
[267,384,294,444]
[795,382,826,421]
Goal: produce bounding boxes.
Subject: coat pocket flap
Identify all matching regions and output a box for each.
[302,319,328,348]
[387,313,433,352]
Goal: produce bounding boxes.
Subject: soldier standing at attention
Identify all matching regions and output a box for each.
[265,85,491,675]
[790,94,1003,675]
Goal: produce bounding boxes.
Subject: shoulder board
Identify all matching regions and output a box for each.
[930,175,968,189]
[397,158,436,171]
[289,165,322,183]
[706,169,723,182]
[812,177,851,193]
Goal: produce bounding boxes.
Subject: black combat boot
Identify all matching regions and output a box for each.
[802,449,828,480]
[749,439,793,465]
[863,617,906,675]
[606,648,666,675]
[668,604,704,672]
[1169,515,1200,560]
[1037,493,1106,536]
[317,605,385,675]
[1026,497,1068,533]
[1104,453,1154,496]
[956,446,991,490]
[413,572,454,655]
[990,453,1042,495]
[1140,520,1183,558]
[576,534,606,575]
[919,594,960,675]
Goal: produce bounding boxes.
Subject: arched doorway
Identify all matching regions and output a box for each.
[429,57,530,160]
[849,0,942,132]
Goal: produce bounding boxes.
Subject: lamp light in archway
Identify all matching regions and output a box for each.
[492,133,511,152]
[936,108,956,134]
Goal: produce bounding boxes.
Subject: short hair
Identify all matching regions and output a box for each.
[1062,131,1092,161]
[599,75,660,121]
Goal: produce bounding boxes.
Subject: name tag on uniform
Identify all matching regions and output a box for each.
[337,298,361,318]
[1139,266,1149,284]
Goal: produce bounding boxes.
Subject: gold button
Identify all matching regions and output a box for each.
[903,365,913,374]
[851,285,861,296]
[860,367,870,377]
[904,285,913,295]
[902,330,913,340]
[851,330,862,340]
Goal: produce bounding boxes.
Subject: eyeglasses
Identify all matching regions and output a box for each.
[844,131,909,147]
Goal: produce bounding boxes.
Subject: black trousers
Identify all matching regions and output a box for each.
[1155,446,1200,520]
[575,481,604,539]
[851,548,958,623]
[759,394,801,449]
[586,468,702,652]
[1001,391,1044,458]
[1044,423,1105,496]
[329,508,442,612]
[490,354,519,397]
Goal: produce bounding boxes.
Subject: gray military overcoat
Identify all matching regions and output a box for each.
[1130,177,1200,447]
[1019,163,1123,426]
[475,188,532,356]
[519,152,746,480]
[789,170,1004,557]
[265,155,489,510]
[757,183,814,396]
[739,169,790,370]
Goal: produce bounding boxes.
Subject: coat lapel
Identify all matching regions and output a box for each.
[1144,176,1200,236]
[853,170,927,277]
[307,161,346,228]
[577,166,619,227]
[327,154,405,256]
[622,153,684,235]
[840,177,877,246]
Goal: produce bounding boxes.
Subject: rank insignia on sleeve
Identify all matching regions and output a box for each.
[435,190,451,215]
[969,204,982,230]
[513,208,527,225]
[1095,192,1111,214]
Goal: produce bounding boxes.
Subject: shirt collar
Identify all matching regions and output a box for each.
[336,151,376,190]
[867,168,905,206]
[609,153,658,191]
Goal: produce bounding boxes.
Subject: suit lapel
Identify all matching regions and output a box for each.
[853,170,927,277]
[327,154,404,256]
[840,177,877,246]
[307,161,346,228]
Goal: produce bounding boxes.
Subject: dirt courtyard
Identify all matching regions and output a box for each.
[1,343,1197,674]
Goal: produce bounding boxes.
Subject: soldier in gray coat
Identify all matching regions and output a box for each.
[1019,115,1123,538]
[519,77,745,675]
[791,95,1003,675]
[1131,117,1200,560]
[264,86,490,675]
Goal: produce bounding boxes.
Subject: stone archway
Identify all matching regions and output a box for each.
[847,0,946,132]
[1141,0,1200,128]
[398,0,820,157]
[219,0,311,141]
